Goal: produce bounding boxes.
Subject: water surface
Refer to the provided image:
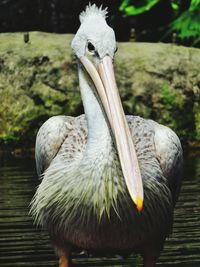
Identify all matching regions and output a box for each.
[0,153,200,267]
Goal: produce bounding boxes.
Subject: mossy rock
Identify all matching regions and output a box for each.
[0,32,200,147]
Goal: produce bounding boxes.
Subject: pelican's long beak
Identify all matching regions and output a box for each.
[80,55,144,212]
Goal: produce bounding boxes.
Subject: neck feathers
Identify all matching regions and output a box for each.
[78,66,112,162]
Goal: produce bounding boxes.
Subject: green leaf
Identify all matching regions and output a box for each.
[190,0,200,11]
[170,8,200,45]
[171,0,180,11]
[119,0,130,11]
[119,0,161,16]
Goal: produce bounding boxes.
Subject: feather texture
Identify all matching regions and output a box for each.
[79,3,108,24]
[31,5,183,261]
[31,115,182,254]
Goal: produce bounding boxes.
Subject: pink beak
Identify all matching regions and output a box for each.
[80,55,144,212]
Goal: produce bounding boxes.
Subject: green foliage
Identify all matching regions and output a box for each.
[119,0,184,15]
[171,0,181,11]
[119,0,187,15]
[119,0,160,16]
[119,0,200,46]
[190,0,200,11]
[171,3,200,45]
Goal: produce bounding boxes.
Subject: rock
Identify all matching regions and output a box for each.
[0,32,199,147]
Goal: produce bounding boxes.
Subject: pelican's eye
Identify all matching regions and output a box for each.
[87,41,95,53]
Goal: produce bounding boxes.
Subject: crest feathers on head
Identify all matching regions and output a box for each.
[79,3,108,23]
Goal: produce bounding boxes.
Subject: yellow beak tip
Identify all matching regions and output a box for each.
[136,196,143,213]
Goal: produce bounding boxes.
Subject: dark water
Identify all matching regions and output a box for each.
[0,153,200,267]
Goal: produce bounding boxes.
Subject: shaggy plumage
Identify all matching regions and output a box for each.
[31,115,182,255]
[31,4,183,266]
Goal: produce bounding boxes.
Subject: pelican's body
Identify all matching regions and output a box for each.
[31,5,183,267]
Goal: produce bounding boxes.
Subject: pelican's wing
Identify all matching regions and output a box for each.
[154,124,183,205]
[35,115,75,176]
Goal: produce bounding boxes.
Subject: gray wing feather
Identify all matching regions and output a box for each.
[35,115,75,176]
[154,123,183,204]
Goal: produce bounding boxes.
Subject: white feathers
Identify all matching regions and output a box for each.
[79,3,108,24]
[72,4,116,59]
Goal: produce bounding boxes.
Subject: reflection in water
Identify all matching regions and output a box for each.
[0,154,200,267]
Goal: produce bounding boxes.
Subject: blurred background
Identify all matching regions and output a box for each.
[0,0,200,46]
[0,0,200,150]
[0,0,200,151]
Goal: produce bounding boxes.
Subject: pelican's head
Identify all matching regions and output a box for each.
[72,4,116,62]
[72,4,144,212]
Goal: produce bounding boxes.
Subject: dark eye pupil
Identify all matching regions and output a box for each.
[88,42,95,52]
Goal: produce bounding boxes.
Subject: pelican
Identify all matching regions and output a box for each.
[31,4,183,267]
